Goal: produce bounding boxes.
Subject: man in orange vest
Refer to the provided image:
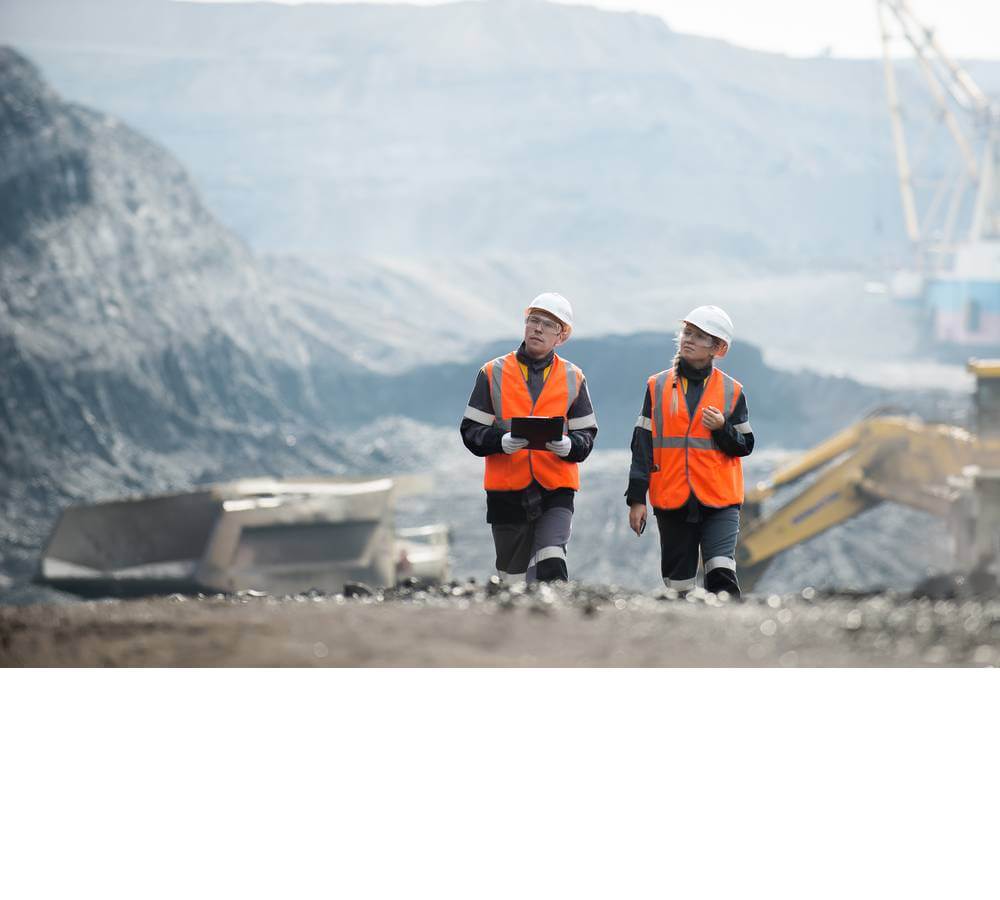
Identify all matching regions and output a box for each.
[625,306,753,597]
[460,293,598,583]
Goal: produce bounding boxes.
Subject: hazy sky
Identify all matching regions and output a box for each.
[185,0,1000,60]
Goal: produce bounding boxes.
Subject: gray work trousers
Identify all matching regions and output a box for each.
[655,505,741,596]
[491,507,573,583]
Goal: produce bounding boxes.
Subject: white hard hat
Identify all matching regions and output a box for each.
[526,292,573,337]
[682,305,734,356]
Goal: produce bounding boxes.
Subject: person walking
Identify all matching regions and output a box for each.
[626,306,753,596]
[460,293,598,583]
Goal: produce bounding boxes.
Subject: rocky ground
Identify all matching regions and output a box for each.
[3,580,998,667]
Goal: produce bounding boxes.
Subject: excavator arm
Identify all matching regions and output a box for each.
[737,416,1000,591]
[738,444,884,590]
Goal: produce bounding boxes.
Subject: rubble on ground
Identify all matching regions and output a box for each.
[2,579,998,667]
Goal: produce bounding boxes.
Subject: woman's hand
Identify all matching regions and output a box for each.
[701,405,725,431]
[628,503,647,536]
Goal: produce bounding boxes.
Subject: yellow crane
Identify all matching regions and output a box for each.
[737,361,1000,590]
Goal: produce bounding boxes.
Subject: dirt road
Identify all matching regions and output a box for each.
[3,582,998,666]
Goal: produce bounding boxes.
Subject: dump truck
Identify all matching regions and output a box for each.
[738,360,1000,590]
[36,476,449,598]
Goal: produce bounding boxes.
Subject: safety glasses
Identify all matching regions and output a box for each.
[680,326,715,346]
[525,314,563,335]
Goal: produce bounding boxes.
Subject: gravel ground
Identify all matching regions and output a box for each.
[3,581,999,667]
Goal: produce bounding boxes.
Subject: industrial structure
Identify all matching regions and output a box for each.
[877,0,1000,354]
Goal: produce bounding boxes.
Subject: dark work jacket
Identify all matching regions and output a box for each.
[460,342,598,524]
[625,356,754,523]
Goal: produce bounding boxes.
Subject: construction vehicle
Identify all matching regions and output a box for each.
[875,0,1000,355]
[738,360,1000,590]
[36,476,450,598]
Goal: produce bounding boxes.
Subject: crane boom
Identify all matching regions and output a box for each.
[891,6,979,183]
[890,0,992,117]
[877,0,920,242]
[876,0,1000,253]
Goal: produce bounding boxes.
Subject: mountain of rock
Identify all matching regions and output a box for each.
[0,47,385,578]
[7,0,999,264]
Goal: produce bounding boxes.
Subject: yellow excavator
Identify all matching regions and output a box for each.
[738,361,1000,590]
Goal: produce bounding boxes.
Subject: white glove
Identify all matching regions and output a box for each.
[545,435,572,457]
[501,433,529,454]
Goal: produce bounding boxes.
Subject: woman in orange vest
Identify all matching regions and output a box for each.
[626,306,754,597]
[460,293,598,582]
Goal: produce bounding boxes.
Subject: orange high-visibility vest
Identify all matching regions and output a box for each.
[483,351,583,491]
[647,366,744,509]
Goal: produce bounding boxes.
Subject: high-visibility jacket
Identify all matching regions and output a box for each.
[483,351,583,491]
[647,366,744,509]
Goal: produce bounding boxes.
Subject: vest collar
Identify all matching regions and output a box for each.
[676,356,713,383]
[516,342,555,373]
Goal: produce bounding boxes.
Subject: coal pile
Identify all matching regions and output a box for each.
[0,48,394,579]
[2,580,998,667]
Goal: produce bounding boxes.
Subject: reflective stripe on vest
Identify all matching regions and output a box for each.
[483,351,581,491]
[491,356,509,431]
[648,367,744,509]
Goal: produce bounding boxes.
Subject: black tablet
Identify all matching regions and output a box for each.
[510,416,565,451]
